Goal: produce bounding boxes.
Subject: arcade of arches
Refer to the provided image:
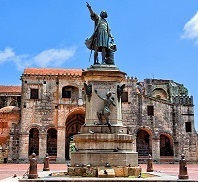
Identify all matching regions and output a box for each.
[136,129,174,158]
[29,128,58,157]
[28,122,174,160]
[28,108,85,160]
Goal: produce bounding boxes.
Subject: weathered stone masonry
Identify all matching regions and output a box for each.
[0,69,197,163]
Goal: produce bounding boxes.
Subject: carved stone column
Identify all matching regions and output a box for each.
[152,137,160,162]
[71,67,138,167]
[56,127,65,163]
[39,133,47,160]
[82,68,126,126]
[18,133,29,163]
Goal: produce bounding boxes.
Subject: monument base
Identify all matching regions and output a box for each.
[66,166,141,178]
[71,151,138,167]
[81,124,128,134]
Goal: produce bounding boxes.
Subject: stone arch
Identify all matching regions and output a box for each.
[43,124,55,133]
[160,133,174,156]
[65,107,85,160]
[136,127,153,156]
[65,107,86,119]
[29,128,39,156]
[152,88,168,100]
[47,128,57,156]
[134,126,153,136]
[26,124,40,135]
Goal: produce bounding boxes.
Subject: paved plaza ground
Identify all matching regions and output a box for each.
[0,163,197,181]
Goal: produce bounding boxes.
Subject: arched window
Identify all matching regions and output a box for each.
[62,86,74,98]
[152,88,168,100]
[62,86,79,103]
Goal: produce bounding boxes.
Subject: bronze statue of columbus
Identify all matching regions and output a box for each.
[85,2,116,65]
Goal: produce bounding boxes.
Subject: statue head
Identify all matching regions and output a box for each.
[100,11,108,18]
[106,91,112,98]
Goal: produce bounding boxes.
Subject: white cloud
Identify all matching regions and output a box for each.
[33,48,75,67]
[13,54,33,70]
[0,47,15,63]
[182,12,198,44]
[0,47,76,70]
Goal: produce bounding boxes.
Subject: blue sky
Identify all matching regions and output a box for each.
[0,0,198,129]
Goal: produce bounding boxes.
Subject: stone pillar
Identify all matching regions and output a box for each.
[39,133,47,160]
[174,141,179,159]
[71,67,138,167]
[43,153,50,171]
[146,154,154,172]
[132,136,136,152]
[82,69,126,126]
[178,154,189,179]
[56,127,65,163]
[79,87,82,98]
[18,134,29,163]
[28,153,38,179]
[152,137,160,163]
[8,134,14,162]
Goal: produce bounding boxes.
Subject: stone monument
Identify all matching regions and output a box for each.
[69,3,140,177]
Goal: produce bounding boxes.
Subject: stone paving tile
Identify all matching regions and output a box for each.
[0,163,197,181]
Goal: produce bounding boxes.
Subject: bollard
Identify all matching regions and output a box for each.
[43,153,50,171]
[28,153,38,179]
[146,154,154,172]
[178,154,189,179]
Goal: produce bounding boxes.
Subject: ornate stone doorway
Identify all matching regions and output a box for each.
[29,128,39,155]
[136,129,152,156]
[47,128,57,156]
[160,134,173,156]
[65,108,85,160]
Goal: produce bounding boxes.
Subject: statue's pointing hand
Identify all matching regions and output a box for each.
[86,2,91,9]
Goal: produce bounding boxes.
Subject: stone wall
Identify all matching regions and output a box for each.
[121,78,197,162]
[19,69,84,162]
[2,69,197,163]
[0,107,20,163]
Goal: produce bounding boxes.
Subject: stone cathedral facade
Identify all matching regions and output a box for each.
[0,68,197,163]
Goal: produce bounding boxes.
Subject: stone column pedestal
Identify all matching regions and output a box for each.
[152,137,160,163]
[71,66,138,168]
[18,133,29,163]
[71,133,138,167]
[39,133,47,160]
[56,127,66,163]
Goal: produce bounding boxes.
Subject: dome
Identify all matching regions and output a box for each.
[0,106,20,113]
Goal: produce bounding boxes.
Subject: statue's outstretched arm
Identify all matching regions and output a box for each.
[95,89,104,100]
[86,2,94,16]
[111,98,116,106]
